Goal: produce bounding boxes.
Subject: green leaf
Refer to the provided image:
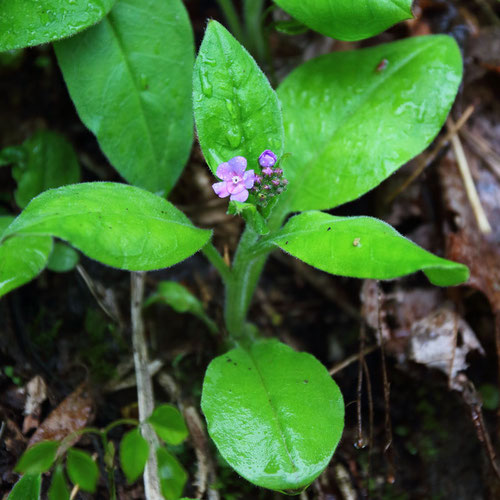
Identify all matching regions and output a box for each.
[156,447,187,500]
[2,183,211,271]
[54,0,194,196]
[7,474,41,500]
[267,211,469,286]
[273,0,413,41]
[147,404,188,445]
[15,441,59,475]
[0,215,15,235]
[66,448,99,493]
[48,465,70,500]
[47,242,79,273]
[193,20,284,175]
[8,131,81,209]
[119,428,149,484]
[0,0,116,51]
[276,35,462,213]
[201,339,344,492]
[227,201,269,235]
[145,281,217,334]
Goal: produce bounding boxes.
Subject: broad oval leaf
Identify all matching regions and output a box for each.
[277,35,462,213]
[147,404,188,445]
[7,474,42,500]
[274,0,413,41]
[47,242,79,273]
[156,447,187,500]
[193,21,284,174]
[119,428,149,484]
[48,465,70,500]
[55,0,194,196]
[0,0,116,51]
[9,131,81,209]
[201,339,344,492]
[2,183,211,271]
[269,211,469,286]
[66,448,99,493]
[15,441,60,475]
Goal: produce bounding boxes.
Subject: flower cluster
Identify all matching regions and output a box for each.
[211,149,287,207]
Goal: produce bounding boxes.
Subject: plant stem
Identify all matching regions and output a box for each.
[202,242,232,284]
[215,0,244,42]
[131,272,162,500]
[243,0,266,63]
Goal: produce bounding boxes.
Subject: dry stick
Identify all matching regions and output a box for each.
[460,127,500,182]
[448,117,492,234]
[362,358,374,491]
[328,345,377,376]
[356,324,367,450]
[386,105,474,204]
[131,272,162,500]
[376,287,395,484]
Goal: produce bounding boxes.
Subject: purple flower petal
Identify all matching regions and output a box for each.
[227,182,245,195]
[259,150,277,168]
[243,169,255,189]
[212,181,230,198]
[228,156,247,176]
[230,188,249,202]
[216,162,233,181]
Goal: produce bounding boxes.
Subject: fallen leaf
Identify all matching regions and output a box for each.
[22,375,48,434]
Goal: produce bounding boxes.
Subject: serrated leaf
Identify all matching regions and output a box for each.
[148,404,188,445]
[66,448,99,493]
[201,340,344,492]
[15,441,59,475]
[273,0,413,41]
[193,21,284,175]
[7,474,42,500]
[276,35,462,214]
[47,242,79,273]
[156,447,187,500]
[6,131,81,209]
[119,428,149,484]
[48,465,70,500]
[55,0,194,195]
[266,211,469,286]
[0,0,116,51]
[2,183,211,272]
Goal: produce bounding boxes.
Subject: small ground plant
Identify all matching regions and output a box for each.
[0,0,469,498]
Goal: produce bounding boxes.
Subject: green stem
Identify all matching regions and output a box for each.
[243,0,266,63]
[103,418,140,435]
[202,242,232,284]
[215,0,245,42]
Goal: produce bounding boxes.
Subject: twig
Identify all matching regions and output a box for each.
[386,105,474,203]
[362,358,374,496]
[131,272,161,500]
[448,117,492,234]
[460,126,500,182]
[328,345,377,375]
[356,324,367,449]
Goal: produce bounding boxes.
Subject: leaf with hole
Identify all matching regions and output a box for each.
[273,0,413,41]
[2,183,211,271]
[55,0,194,195]
[276,35,462,214]
[201,339,344,492]
[120,428,149,484]
[265,211,469,286]
[193,21,284,176]
[0,0,116,51]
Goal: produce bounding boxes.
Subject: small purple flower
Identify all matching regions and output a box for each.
[271,179,280,187]
[262,167,273,177]
[212,156,255,203]
[259,150,277,168]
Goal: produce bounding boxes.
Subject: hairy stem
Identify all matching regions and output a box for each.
[202,242,232,284]
[131,272,161,500]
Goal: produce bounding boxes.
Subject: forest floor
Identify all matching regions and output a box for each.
[1,0,500,499]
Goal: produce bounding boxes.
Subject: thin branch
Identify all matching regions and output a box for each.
[386,105,474,204]
[448,117,492,234]
[328,345,378,375]
[202,242,232,284]
[131,272,161,500]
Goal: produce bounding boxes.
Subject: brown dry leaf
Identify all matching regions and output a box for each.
[408,307,484,389]
[28,383,94,447]
[22,375,48,434]
[440,154,500,314]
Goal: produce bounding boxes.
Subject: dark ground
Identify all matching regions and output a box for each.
[1,0,500,498]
